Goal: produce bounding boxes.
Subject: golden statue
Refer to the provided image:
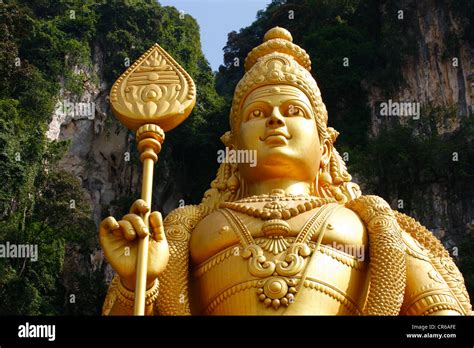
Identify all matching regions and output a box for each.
[99,27,472,316]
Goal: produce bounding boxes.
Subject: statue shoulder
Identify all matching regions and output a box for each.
[163,204,208,227]
[345,195,393,222]
[344,194,402,240]
[162,204,209,244]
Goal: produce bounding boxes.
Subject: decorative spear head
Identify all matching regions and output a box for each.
[107,43,196,315]
[109,43,196,132]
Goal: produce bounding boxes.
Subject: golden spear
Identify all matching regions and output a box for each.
[109,44,196,315]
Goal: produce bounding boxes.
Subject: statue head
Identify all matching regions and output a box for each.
[235,83,324,185]
[203,27,360,209]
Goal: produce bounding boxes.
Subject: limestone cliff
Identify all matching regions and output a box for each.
[368,0,473,135]
[365,0,473,251]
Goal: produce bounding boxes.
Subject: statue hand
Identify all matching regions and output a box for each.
[99,199,169,290]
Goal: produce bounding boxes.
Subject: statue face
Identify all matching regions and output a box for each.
[235,84,325,183]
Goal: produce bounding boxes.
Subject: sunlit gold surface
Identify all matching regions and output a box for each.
[100,27,472,316]
[104,42,195,314]
[110,43,196,132]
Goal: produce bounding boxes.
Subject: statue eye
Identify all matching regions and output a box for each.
[287,105,305,117]
[249,109,264,120]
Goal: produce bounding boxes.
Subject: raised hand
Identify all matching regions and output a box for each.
[99,199,169,290]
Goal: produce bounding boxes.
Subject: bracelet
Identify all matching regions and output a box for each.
[116,279,159,308]
[116,280,135,308]
[145,279,160,306]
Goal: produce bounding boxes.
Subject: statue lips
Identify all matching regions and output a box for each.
[260,130,292,146]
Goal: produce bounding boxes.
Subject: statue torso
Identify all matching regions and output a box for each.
[189,194,370,315]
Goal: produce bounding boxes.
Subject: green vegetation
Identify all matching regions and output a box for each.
[0,0,224,314]
[351,110,473,210]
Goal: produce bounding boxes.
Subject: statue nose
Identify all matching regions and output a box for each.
[266,107,285,127]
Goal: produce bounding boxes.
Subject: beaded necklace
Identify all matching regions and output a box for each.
[219,189,335,221]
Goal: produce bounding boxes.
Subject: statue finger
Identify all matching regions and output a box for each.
[99,216,120,239]
[129,199,150,215]
[150,212,166,242]
[112,226,123,238]
[118,220,136,241]
[122,214,149,239]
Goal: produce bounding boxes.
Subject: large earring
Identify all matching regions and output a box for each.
[226,163,240,193]
[220,131,240,194]
[318,160,332,189]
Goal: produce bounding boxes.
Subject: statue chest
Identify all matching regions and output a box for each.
[189,201,370,315]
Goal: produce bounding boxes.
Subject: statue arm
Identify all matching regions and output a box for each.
[400,231,465,315]
[101,204,208,316]
[347,196,472,316]
[395,211,472,316]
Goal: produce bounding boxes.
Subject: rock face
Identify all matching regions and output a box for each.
[366,1,473,248]
[369,1,473,135]
[48,45,130,223]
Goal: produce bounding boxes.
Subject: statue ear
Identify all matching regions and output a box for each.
[321,126,338,166]
[320,138,332,167]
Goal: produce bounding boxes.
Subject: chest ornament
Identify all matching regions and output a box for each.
[218,195,340,310]
[220,191,334,221]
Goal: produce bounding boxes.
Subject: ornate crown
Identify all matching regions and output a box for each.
[230,27,327,132]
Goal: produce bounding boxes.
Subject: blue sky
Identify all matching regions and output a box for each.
[159,0,270,71]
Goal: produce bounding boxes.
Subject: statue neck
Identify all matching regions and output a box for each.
[246,179,312,197]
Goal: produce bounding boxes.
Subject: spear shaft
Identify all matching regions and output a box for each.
[109,43,196,315]
[134,126,163,315]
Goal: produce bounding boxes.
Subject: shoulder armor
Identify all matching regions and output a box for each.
[156,204,209,315]
[346,195,406,315]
